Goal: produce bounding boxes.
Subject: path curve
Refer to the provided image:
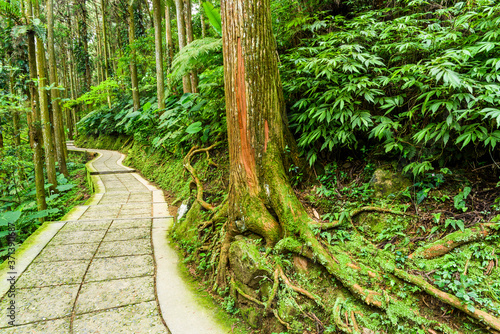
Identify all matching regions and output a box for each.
[0,142,227,333]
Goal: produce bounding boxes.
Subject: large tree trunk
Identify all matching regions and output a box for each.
[26,0,47,212]
[47,0,69,177]
[128,0,140,111]
[221,0,293,249]
[175,0,192,93]
[34,0,58,192]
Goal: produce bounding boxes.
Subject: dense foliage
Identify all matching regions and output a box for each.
[281,0,500,171]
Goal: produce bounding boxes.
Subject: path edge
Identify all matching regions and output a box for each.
[0,144,105,299]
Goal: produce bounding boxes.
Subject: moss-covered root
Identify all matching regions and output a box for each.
[278,233,455,333]
[265,268,280,313]
[277,265,320,305]
[183,142,221,211]
[394,268,500,331]
[215,218,240,289]
[409,223,494,259]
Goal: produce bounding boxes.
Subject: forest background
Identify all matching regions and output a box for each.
[1,0,500,333]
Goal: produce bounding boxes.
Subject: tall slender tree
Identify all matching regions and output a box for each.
[47,0,69,177]
[184,0,198,92]
[174,0,191,93]
[25,0,47,211]
[128,0,140,111]
[100,0,112,108]
[152,0,165,109]
[34,0,57,192]
[165,1,174,71]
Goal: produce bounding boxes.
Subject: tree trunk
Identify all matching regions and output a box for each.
[47,0,69,177]
[26,0,47,211]
[152,0,165,109]
[101,0,112,108]
[184,0,198,93]
[128,1,140,111]
[9,63,21,146]
[35,0,58,192]
[200,0,206,38]
[165,3,174,71]
[175,0,192,93]
[93,0,104,84]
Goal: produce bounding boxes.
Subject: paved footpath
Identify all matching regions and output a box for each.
[0,142,227,334]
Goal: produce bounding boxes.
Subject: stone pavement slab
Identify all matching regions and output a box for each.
[15,260,88,288]
[0,285,79,326]
[73,301,168,334]
[75,276,155,314]
[1,318,71,334]
[84,255,154,282]
[96,239,151,257]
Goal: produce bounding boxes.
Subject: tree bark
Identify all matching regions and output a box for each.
[200,0,206,38]
[152,0,165,109]
[184,0,198,93]
[47,0,69,177]
[221,0,294,248]
[34,0,58,192]
[101,0,112,108]
[175,0,192,93]
[92,0,104,84]
[8,63,21,146]
[128,0,140,111]
[165,3,174,71]
[26,0,47,211]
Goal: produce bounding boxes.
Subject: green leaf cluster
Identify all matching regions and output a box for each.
[281,1,500,168]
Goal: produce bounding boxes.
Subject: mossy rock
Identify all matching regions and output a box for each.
[229,238,272,289]
[370,168,411,198]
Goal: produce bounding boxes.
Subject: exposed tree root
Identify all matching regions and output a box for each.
[409,223,495,259]
[265,268,280,313]
[231,277,266,307]
[272,309,292,331]
[333,297,353,333]
[277,265,320,305]
[394,268,500,331]
[183,142,221,211]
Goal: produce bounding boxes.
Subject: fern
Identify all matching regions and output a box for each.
[0,0,23,25]
[171,37,222,81]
